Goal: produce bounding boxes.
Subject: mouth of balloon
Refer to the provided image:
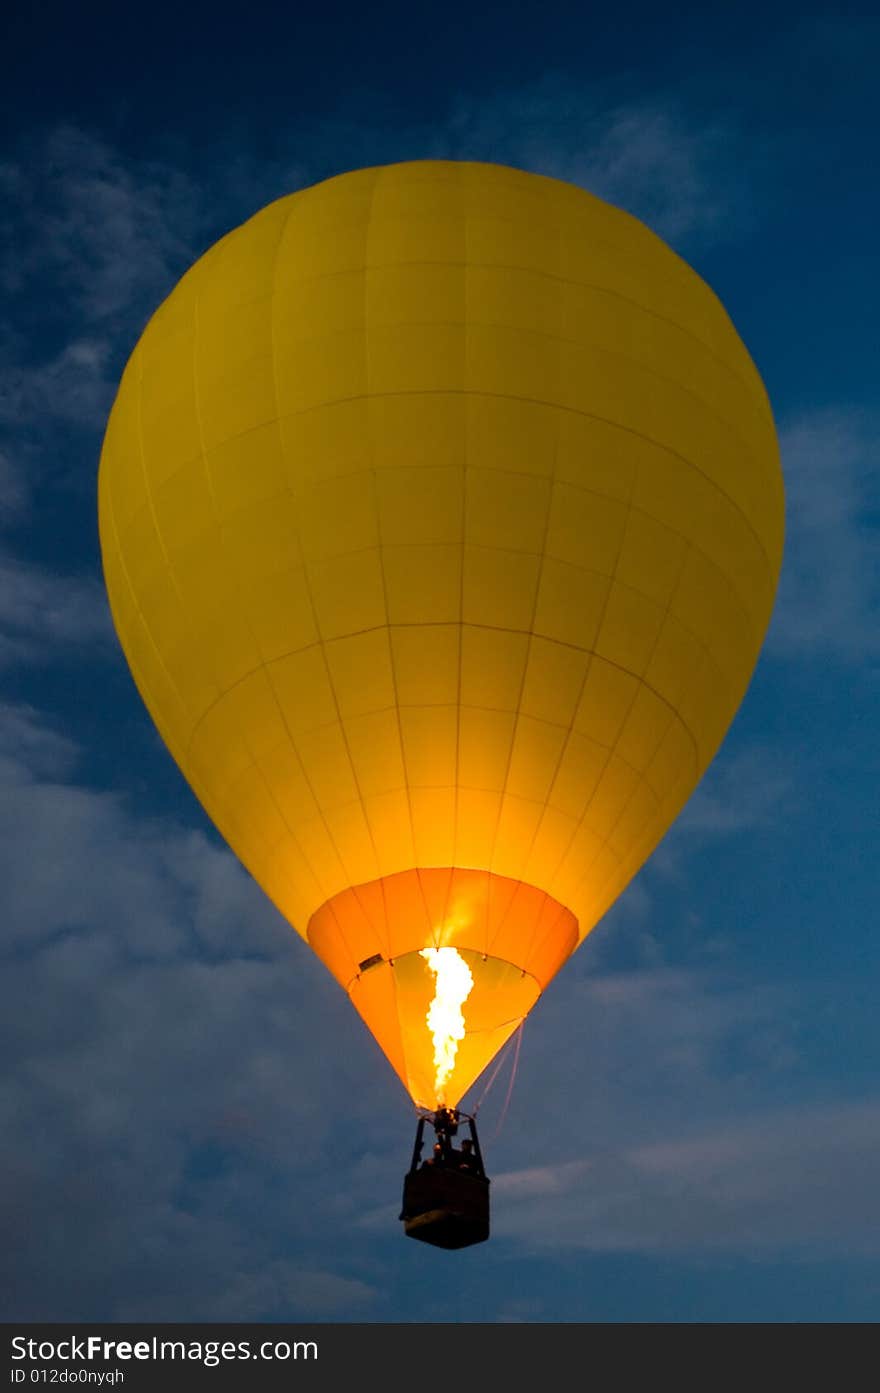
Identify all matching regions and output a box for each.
[350,944,539,1109]
[306,866,577,1108]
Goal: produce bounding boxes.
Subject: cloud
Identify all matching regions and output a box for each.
[0,97,754,527]
[0,701,398,1319]
[189,1263,378,1323]
[526,966,800,1131]
[0,125,200,323]
[492,1158,591,1199]
[0,447,29,520]
[589,740,794,961]
[1,702,874,1317]
[770,409,879,661]
[445,82,743,244]
[0,703,286,961]
[0,702,80,785]
[494,1099,880,1257]
[0,126,203,466]
[484,961,876,1263]
[307,82,745,245]
[646,742,793,892]
[675,745,793,838]
[0,550,113,668]
[0,337,116,431]
[1,105,875,1318]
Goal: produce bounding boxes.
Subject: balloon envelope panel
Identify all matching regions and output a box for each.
[99,161,783,1104]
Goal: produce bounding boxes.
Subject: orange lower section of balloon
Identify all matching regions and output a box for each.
[307,867,578,1108]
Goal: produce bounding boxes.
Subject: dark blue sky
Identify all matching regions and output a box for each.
[2,2,878,1323]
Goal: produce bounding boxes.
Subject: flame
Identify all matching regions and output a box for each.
[419,946,474,1104]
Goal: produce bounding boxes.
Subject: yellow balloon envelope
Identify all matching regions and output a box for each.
[98,161,784,1110]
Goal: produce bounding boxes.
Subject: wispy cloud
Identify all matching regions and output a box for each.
[1,98,875,1318]
[0,126,202,465]
[0,97,757,522]
[0,702,80,784]
[1,701,875,1315]
[676,745,793,838]
[587,740,794,969]
[446,84,742,243]
[647,742,794,891]
[0,550,113,667]
[0,125,200,321]
[0,337,116,431]
[184,1263,378,1324]
[494,1099,880,1257]
[0,702,393,1319]
[0,703,281,959]
[309,81,746,246]
[0,447,29,521]
[771,409,879,661]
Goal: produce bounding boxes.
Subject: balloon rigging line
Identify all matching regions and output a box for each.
[470,1019,524,1141]
[489,1020,524,1142]
[471,1024,518,1115]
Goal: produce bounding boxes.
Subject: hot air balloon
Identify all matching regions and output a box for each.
[98,160,784,1248]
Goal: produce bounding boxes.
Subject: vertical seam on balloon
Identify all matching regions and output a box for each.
[384,942,419,1106]
[321,892,368,984]
[350,878,391,961]
[481,873,516,963]
[528,431,643,898]
[437,181,471,949]
[481,598,550,886]
[482,350,560,937]
[263,194,387,906]
[452,194,470,911]
[348,958,411,1102]
[527,902,579,986]
[362,166,423,924]
[364,172,424,948]
[103,470,281,902]
[387,953,419,1105]
[126,351,296,888]
[110,386,287,900]
[284,171,393,905]
[608,753,700,910]
[497,350,566,971]
[567,736,698,946]
[131,344,219,724]
[102,463,190,761]
[191,207,328,915]
[478,632,551,959]
[546,462,715,910]
[554,537,702,926]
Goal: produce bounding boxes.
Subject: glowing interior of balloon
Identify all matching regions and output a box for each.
[97,161,784,1110]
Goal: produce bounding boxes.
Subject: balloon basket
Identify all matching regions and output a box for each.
[399,1109,490,1250]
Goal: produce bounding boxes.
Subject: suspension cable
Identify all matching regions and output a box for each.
[471,1019,525,1133]
[488,1021,523,1141]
